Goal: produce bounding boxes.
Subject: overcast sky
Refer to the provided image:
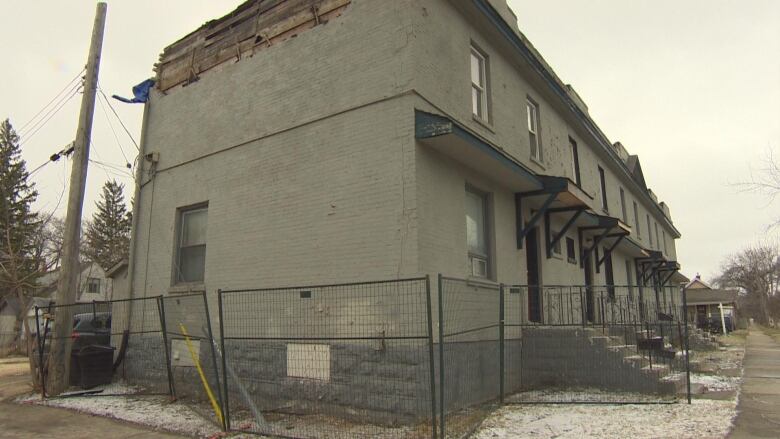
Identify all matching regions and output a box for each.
[1,1,778,281]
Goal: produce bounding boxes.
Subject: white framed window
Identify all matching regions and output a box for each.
[625,260,634,298]
[619,187,627,223]
[569,137,581,185]
[175,205,208,284]
[87,278,101,294]
[633,201,641,237]
[598,166,608,211]
[527,99,541,161]
[466,187,491,278]
[470,47,488,121]
[647,214,653,246]
[662,230,667,254]
[654,222,660,250]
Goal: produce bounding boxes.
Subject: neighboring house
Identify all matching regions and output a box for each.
[38,260,113,303]
[685,276,738,331]
[0,297,21,356]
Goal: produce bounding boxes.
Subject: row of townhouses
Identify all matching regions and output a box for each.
[122,0,684,308]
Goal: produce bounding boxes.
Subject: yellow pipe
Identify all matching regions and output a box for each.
[179,322,224,427]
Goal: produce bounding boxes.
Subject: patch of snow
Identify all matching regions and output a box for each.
[662,373,741,392]
[474,399,736,439]
[16,386,221,438]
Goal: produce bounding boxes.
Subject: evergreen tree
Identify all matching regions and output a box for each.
[83,180,131,269]
[0,118,41,298]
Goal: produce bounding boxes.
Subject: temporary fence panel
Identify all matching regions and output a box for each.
[160,292,224,428]
[219,277,437,439]
[434,279,691,438]
[504,284,689,404]
[437,276,501,439]
[33,296,171,397]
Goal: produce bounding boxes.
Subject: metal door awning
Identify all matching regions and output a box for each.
[516,175,592,250]
[577,212,632,270]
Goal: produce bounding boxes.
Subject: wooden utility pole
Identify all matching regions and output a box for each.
[47,2,107,396]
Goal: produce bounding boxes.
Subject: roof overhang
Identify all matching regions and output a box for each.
[415,110,541,192]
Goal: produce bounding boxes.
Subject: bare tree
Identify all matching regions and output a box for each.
[714,240,780,325]
[739,149,780,227]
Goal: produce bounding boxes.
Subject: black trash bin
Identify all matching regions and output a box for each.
[73,345,115,389]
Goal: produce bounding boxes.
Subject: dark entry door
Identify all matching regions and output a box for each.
[584,249,595,322]
[604,248,615,299]
[526,227,541,322]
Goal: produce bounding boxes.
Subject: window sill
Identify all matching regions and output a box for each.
[551,252,563,261]
[168,284,206,295]
[529,155,545,170]
[472,114,495,133]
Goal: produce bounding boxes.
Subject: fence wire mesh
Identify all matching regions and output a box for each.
[32,296,171,397]
[219,277,436,439]
[436,277,690,437]
[160,292,224,428]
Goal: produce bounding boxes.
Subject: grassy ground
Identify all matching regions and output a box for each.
[759,325,780,343]
[719,329,748,346]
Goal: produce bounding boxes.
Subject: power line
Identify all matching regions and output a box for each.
[19,83,82,147]
[98,86,140,151]
[19,79,83,139]
[27,143,75,179]
[96,90,132,166]
[17,68,85,134]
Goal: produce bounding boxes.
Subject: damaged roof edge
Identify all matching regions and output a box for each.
[472,0,681,238]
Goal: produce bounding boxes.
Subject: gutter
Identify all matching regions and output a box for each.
[124,97,151,330]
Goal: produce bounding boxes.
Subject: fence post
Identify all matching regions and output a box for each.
[437,274,445,438]
[682,285,692,404]
[202,291,226,431]
[218,289,231,431]
[424,276,438,439]
[34,306,45,398]
[499,283,505,404]
[156,296,176,399]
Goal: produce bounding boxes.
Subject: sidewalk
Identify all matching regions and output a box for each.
[728,328,780,438]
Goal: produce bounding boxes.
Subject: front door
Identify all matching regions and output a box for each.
[583,248,595,322]
[526,227,541,322]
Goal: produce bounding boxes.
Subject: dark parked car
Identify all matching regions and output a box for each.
[71,312,112,349]
[700,315,734,334]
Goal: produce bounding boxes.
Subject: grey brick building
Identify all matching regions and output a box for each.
[116,0,688,426]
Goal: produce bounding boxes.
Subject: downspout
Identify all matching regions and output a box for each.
[124,97,151,331]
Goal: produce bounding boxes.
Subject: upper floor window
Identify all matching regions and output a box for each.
[662,230,667,254]
[466,187,491,278]
[175,204,208,284]
[527,99,542,161]
[654,222,660,250]
[619,187,627,223]
[646,214,653,246]
[598,166,608,211]
[87,278,101,294]
[569,137,581,186]
[470,47,489,121]
[633,201,641,237]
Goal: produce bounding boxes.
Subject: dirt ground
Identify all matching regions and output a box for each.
[0,356,184,438]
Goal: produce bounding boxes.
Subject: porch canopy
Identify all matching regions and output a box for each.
[576,211,632,270]
[686,289,738,306]
[635,250,682,286]
[415,110,593,251]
